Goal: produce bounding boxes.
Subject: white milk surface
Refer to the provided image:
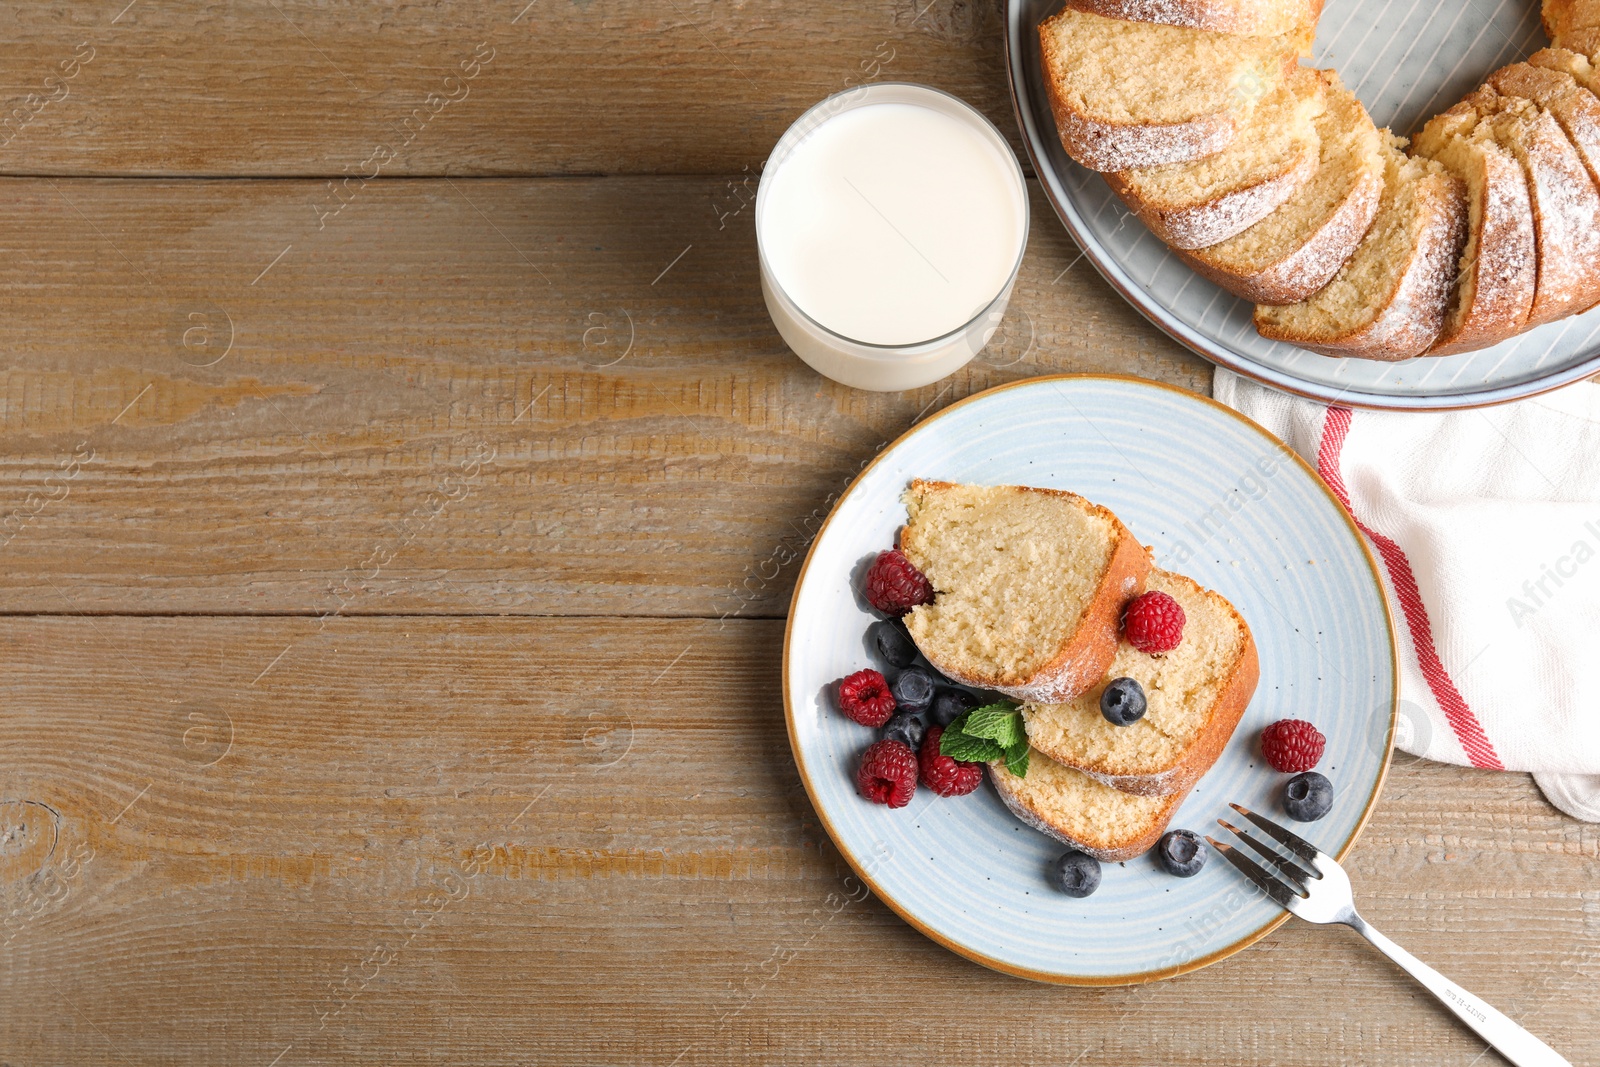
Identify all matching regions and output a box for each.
[759,101,1025,347]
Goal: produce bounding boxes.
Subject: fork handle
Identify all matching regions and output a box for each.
[1348,915,1570,1067]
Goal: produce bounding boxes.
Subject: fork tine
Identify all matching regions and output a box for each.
[1229,803,1325,866]
[1204,835,1301,911]
[1217,819,1315,889]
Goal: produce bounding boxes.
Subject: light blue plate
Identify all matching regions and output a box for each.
[783,376,1398,984]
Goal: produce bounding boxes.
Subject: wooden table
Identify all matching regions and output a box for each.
[0,3,1594,1064]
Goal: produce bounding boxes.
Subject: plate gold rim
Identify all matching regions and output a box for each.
[779,373,1400,986]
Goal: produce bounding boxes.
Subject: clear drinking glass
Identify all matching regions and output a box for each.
[756,82,1030,392]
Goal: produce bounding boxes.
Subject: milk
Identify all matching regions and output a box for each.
[757,84,1029,391]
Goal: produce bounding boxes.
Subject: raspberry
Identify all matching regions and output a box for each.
[1124,590,1186,654]
[863,549,934,616]
[837,669,897,727]
[857,739,918,807]
[918,726,983,797]
[1261,719,1326,773]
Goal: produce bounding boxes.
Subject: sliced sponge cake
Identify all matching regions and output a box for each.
[1021,570,1258,797]
[1108,66,1327,249]
[1039,8,1303,171]
[1253,144,1468,359]
[1062,0,1323,37]
[1529,45,1600,96]
[989,749,1187,861]
[1410,104,1538,355]
[1468,91,1600,325]
[1558,28,1600,56]
[1543,0,1600,41]
[1489,62,1600,191]
[1177,71,1385,304]
[900,481,1149,704]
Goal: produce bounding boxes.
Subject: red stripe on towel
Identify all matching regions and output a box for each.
[1316,405,1503,770]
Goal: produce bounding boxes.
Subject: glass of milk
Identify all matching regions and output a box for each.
[756,83,1030,392]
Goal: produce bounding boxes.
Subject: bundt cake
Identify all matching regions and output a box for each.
[989,748,1190,862]
[1467,92,1600,325]
[1041,0,1600,359]
[1544,3,1600,80]
[1490,59,1600,191]
[1530,45,1600,96]
[1545,0,1600,40]
[1062,0,1324,37]
[897,483,1260,860]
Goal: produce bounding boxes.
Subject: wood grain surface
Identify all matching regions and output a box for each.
[0,0,1016,177]
[1,619,1595,1066]
[1,1,1596,1065]
[0,176,1203,616]
[0,617,1593,1067]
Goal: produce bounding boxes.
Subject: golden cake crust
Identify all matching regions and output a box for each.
[1021,571,1260,797]
[1062,0,1323,37]
[1253,153,1469,360]
[1544,0,1600,39]
[1038,8,1301,172]
[1411,104,1539,356]
[989,755,1190,861]
[900,480,1151,704]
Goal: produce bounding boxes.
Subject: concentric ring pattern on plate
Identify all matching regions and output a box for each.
[1005,0,1600,410]
[783,376,1397,983]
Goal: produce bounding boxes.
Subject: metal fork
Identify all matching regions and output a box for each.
[1209,804,1570,1067]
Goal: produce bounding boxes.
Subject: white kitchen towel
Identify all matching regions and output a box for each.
[1213,370,1600,822]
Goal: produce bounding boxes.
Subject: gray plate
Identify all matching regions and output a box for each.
[1005,0,1600,410]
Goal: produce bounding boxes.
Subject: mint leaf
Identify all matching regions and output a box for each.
[963,704,1024,750]
[1003,738,1030,778]
[943,703,1026,766]
[940,730,1005,763]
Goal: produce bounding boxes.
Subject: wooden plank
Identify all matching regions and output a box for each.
[1,616,1595,1066]
[0,175,1207,616]
[0,1,1021,177]
[1,4,1589,1064]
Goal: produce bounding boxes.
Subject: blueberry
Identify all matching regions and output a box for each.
[1283,771,1334,821]
[1049,849,1102,898]
[928,686,980,727]
[880,711,926,752]
[868,619,918,669]
[1099,677,1147,727]
[890,667,936,714]
[1156,829,1207,877]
